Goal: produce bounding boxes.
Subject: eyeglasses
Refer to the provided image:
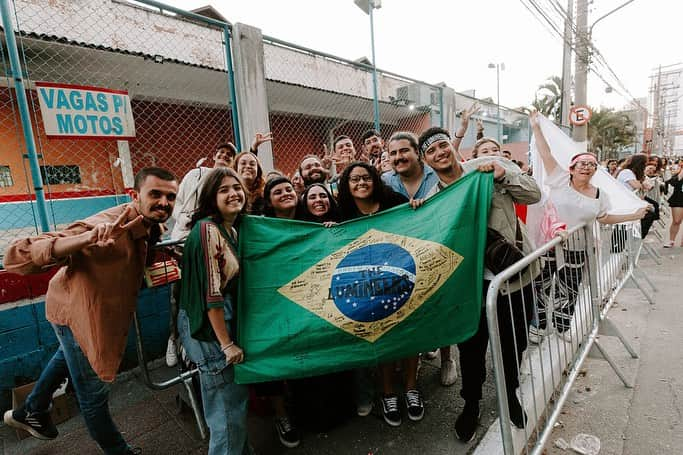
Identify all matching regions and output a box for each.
[575,161,597,169]
[349,174,372,183]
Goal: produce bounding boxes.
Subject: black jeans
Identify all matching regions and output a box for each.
[641,196,659,238]
[458,281,534,402]
[535,249,585,332]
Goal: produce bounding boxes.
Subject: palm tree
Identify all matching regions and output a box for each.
[587,108,636,159]
[531,76,563,121]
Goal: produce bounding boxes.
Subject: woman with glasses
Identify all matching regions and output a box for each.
[337,162,407,220]
[337,162,424,428]
[529,112,647,341]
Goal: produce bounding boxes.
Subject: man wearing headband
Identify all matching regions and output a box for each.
[418,126,542,442]
[382,131,439,200]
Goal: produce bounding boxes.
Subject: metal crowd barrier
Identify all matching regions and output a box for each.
[483,220,654,455]
[133,239,208,440]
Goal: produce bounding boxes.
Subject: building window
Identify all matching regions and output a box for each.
[0,165,13,187]
[39,165,82,185]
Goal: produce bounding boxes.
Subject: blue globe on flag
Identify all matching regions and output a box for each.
[330,243,416,322]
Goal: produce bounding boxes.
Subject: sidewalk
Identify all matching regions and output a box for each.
[545,235,683,454]
[0,354,500,455]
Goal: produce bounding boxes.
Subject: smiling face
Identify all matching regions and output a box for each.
[334,138,356,167]
[348,165,374,201]
[422,139,456,173]
[306,185,331,218]
[300,156,326,185]
[269,182,297,215]
[363,135,384,160]
[475,140,501,157]
[236,153,259,184]
[132,175,178,223]
[214,146,234,168]
[388,138,421,176]
[570,158,598,182]
[216,176,246,219]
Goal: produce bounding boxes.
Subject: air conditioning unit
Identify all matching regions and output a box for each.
[396,84,434,107]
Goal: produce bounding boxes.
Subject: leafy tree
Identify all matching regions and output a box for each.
[587,108,636,159]
[533,76,563,121]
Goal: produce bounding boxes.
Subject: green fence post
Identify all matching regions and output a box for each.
[1,0,50,232]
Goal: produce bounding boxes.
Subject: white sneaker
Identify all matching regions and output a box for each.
[357,401,374,417]
[663,240,674,248]
[165,337,178,367]
[440,359,458,386]
[528,325,547,345]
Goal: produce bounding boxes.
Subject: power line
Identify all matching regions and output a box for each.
[517,0,649,113]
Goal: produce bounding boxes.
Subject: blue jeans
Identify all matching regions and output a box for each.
[26,324,130,454]
[178,309,249,455]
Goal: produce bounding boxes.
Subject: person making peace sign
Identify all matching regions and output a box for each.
[3,167,178,455]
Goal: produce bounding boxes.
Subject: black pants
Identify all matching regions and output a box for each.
[641,196,660,238]
[535,250,585,332]
[458,281,534,402]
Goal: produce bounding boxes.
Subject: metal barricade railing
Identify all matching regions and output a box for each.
[133,238,208,440]
[483,220,651,455]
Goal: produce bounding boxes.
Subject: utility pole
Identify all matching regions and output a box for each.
[572,0,588,143]
[560,0,574,128]
[655,65,663,155]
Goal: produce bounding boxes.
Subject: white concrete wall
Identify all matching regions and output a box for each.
[14,0,225,70]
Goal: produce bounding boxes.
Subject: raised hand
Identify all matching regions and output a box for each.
[321,144,333,169]
[461,101,481,123]
[87,206,143,248]
[529,110,540,129]
[251,132,273,152]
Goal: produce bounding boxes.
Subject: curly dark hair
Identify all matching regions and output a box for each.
[337,161,393,217]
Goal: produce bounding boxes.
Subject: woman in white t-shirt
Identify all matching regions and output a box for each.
[616,154,659,238]
[529,112,647,339]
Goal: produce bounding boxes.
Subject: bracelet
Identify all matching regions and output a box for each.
[220,341,234,352]
[454,134,464,139]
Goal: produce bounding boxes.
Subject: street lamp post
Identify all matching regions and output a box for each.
[488,62,505,143]
[354,0,382,133]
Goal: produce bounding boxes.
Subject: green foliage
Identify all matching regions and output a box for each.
[587,107,636,159]
[533,76,563,121]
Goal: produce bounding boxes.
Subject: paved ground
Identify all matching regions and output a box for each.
[0,352,500,455]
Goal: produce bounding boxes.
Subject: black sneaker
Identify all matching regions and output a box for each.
[126,448,142,455]
[3,406,58,440]
[275,416,300,448]
[454,401,480,443]
[404,389,424,421]
[380,395,401,427]
[507,393,528,429]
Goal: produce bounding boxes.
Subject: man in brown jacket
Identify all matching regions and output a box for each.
[3,167,177,455]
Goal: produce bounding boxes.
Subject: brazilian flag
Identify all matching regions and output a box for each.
[235,172,492,383]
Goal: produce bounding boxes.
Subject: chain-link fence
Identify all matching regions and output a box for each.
[453,92,531,164]
[0,0,236,256]
[262,36,444,176]
[0,0,532,258]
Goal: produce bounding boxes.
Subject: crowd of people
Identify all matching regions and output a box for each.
[3,104,680,455]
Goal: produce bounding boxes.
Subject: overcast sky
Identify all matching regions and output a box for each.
[166,0,680,115]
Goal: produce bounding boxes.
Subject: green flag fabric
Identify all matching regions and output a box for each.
[235,172,493,384]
